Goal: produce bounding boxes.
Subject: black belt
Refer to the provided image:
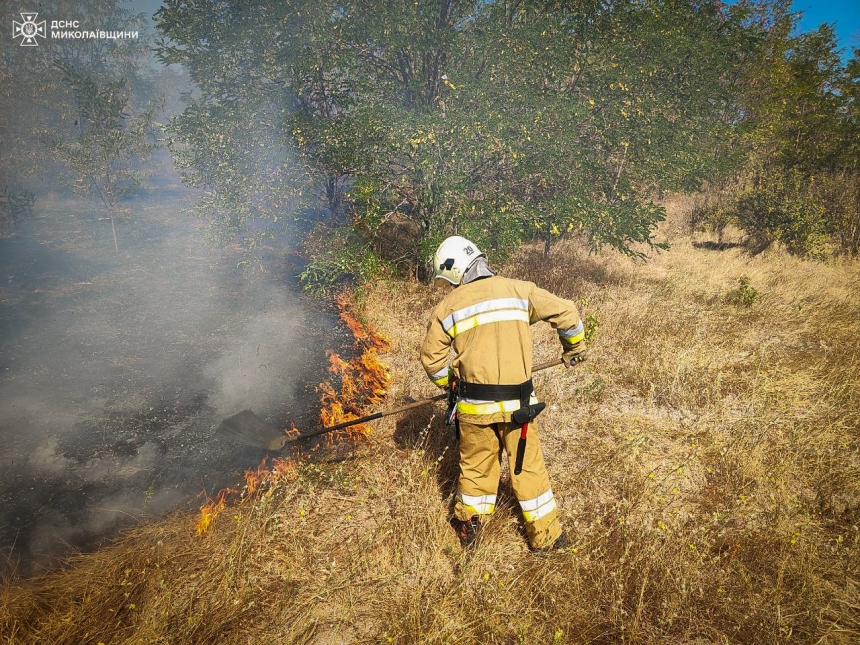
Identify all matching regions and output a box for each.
[458,379,533,405]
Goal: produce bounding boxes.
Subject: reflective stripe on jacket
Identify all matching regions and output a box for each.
[421,275,581,424]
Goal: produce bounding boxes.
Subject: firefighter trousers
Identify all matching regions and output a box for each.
[454,418,562,549]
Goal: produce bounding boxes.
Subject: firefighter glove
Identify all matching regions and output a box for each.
[562,342,587,367]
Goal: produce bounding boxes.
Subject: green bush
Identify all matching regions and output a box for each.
[580,298,600,343]
[734,168,829,256]
[298,222,389,297]
[726,276,760,307]
[689,189,733,238]
[816,171,860,256]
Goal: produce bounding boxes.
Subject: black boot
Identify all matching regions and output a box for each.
[455,515,480,548]
[532,532,569,554]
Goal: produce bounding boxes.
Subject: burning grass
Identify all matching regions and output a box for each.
[2,205,859,644]
[319,294,391,439]
[195,293,390,537]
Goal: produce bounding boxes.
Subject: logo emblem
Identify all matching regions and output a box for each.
[13,12,46,46]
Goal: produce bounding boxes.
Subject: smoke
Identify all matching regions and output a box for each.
[204,309,302,416]
[28,438,162,481]
[0,0,346,575]
[0,189,337,574]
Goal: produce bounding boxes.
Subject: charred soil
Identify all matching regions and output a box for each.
[0,188,346,575]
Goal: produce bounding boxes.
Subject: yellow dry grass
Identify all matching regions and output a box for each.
[2,200,859,644]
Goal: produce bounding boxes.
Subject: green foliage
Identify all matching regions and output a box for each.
[0,187,36,228]
[726,277,760,307]
[689,190,734,238]
[153,0,860,280]
[584,313,600,344]
[50,63,156,251]
[715,4,860,256]
[579,297,600,343]
[165,96,301,246]
[818,171,860,255]
[734,167,829,256]
[156,0,756,283]
[298,221,390,297]
[156,0,346,248]
[0,0,156,186]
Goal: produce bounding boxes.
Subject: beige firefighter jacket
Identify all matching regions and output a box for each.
[420,275,583,425]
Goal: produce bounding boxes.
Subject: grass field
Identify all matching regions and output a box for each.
[1,200,858,644]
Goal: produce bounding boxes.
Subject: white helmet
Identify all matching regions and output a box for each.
[433,236,483,286]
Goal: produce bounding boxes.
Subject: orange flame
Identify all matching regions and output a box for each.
[195,293,390,535]
[244,457,268,496]
[318,296,390,441]
[196,488,231,535]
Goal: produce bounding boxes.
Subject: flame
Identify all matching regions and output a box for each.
[243,455,301,496]
[244,457,268,496]
[271,455,300,481]
[318,295,390,441]
[335,292,387,346]
[196,488,232,535]
[195,293,391,535]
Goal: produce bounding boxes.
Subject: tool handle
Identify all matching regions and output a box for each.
[533,358,563,373]
[314,393,448,434]
[514,423,529,476]
[291,394,448,443]
[297,357,564,441]
[300,411,384,438]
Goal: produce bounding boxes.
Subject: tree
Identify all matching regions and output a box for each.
[419,0,751,255]
[51,63,156,252]
[156,0,760,289]
[0,1,154,188]
[155,0,340,250]
[714,0,860,255]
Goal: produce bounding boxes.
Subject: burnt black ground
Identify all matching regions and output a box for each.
[0,185,344,575]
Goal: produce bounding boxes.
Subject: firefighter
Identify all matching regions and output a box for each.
[421,235,586,552]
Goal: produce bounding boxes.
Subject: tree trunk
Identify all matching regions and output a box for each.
[109,212,118,252]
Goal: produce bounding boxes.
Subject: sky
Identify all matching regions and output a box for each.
[793,0,860,59]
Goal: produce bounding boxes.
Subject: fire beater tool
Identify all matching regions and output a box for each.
[215,358,564,450]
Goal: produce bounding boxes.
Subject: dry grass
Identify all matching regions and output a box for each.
[2,202,859,644]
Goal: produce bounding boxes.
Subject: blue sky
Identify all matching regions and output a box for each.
[793,0,860,59]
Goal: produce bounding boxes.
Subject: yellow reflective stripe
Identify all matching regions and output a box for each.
[428,367,449,387]
[448,309,530,338]
[519,490,557,523]
[459,492,497,516]
[522,499,556,522]
[561,330,585,345]
[457,395,538,416]
[559,321,585,345]
[464,502,496,515]
[442,297,529,333]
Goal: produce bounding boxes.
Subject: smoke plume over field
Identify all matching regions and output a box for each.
[0,186,338,574]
